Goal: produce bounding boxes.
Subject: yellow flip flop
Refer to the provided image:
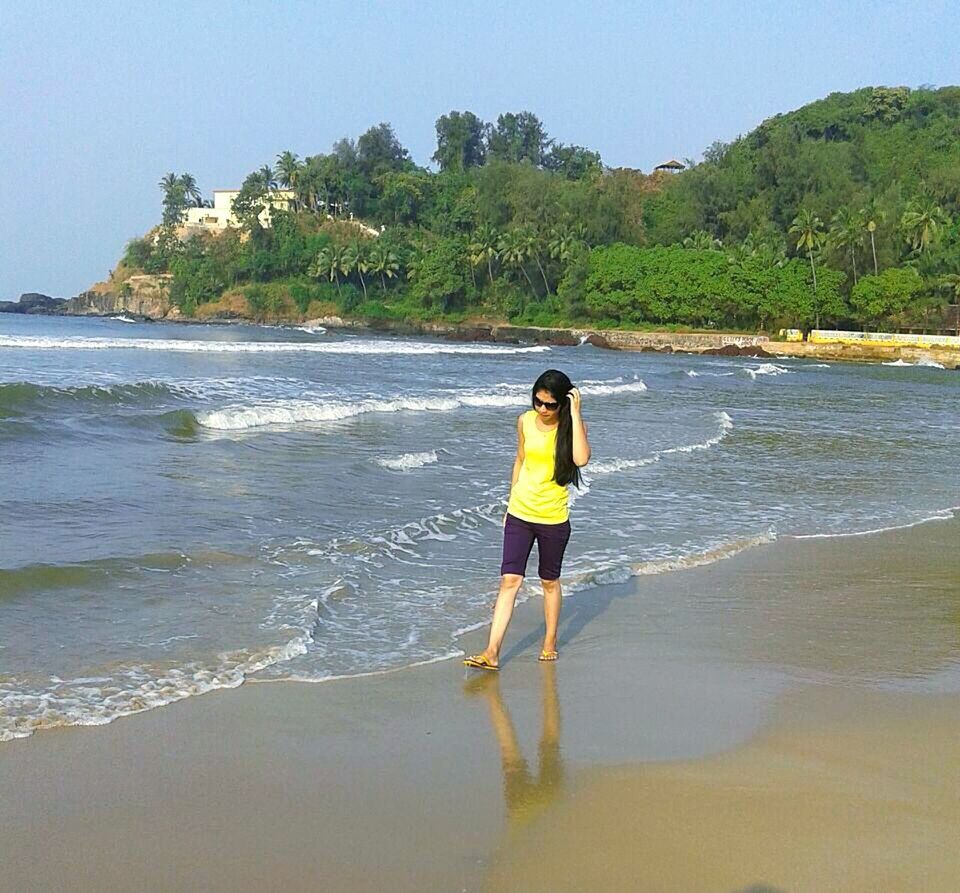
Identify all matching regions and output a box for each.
[538,650,559,662]
[463,654,499,671]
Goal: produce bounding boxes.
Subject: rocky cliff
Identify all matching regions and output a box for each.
[62,274,176,319]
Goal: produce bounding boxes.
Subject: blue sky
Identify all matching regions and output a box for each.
[2,0,958,299]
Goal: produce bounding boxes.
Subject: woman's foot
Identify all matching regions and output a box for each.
[463,650,499,670]
[539,640,558,661]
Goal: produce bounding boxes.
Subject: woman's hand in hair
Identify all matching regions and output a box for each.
[566,387,582,417]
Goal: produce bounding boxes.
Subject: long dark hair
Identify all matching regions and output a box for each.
[532,369,582,489]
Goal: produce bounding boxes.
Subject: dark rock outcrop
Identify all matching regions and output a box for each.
[0,293,67,314]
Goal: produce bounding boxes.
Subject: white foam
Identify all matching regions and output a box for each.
[588,411,733,474]
[881,358,944,368]
[375,451,439,471]
[0,601,319,743]
[561,532,776,594]
[685,370,700,377]
[791,506,958,540]
[744,363,791,379]
[0,334,552,356]
[198,378,649,431]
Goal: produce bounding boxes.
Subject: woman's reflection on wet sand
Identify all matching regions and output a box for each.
[465,665,565,823]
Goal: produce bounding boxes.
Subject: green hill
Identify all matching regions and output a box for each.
[116,87,959,333]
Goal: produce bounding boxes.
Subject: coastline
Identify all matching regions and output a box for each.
[10,303,958,368]
[2,514,958,891]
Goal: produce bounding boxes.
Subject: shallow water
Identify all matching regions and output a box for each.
[1,314,958,740]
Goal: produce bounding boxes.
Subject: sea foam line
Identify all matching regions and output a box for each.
[790,505,959,540]
[588,411,732,474]
[196,378,648,431]
[0,334,551,356]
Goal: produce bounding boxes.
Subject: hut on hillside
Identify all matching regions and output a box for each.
[654,159,686,173]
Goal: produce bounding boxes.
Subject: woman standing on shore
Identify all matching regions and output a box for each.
[464,369,591,670]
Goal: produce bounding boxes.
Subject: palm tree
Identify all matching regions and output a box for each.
[258,165,278,193]
[343,242,369,300]
[859,201,884,275]
[158,172,179,192]
[682,230,723,250]
[547,226,580,265]
[368,244,400,293]
[789,209,825,293]
[828,207,864,285]
[469,224,499,285]
[177,174,203,208]
[309,246,345,298]
[498,229,537,305]
[900,199,947,255]
[521,228,551,294]
[275,151,302,211]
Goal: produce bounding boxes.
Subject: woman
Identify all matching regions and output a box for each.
[464,369,591,670]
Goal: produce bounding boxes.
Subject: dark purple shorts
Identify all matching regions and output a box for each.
[500,513,572,581]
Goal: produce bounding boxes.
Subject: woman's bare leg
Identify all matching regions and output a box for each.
[541,578,561,654]
[480,574,524,665]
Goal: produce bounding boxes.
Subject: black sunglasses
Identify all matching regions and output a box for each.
[533,396,559,411]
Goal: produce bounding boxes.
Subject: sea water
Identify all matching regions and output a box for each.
[1,314,958,740]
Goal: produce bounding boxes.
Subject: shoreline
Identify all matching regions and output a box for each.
[2,515,958,890]
[10,306,959,368]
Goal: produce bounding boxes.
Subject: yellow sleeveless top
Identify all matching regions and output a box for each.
[507,410,569,524]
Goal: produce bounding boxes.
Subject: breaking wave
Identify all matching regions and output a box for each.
[375,450,440,471]
[0,334,552,356]
[195,378,648,431]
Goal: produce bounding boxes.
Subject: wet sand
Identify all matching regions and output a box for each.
[1,517,958,892]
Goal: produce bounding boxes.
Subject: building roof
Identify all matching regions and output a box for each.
[654,159,686,171]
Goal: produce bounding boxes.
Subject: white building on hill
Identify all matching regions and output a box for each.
[184,189,296,231]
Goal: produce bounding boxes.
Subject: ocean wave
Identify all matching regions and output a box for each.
[196,378,649,431]
[375,450,439,471]
[882,357,945,369]
[0,379,195,416]
[790,505,958,540]
[744,363,792,379]
[588,411,733,474]
[0,606,318,743]
[0,334,552,356]
[563,532,776,591]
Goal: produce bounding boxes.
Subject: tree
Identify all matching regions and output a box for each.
[342,241,369,300]
[900,199,947,254]
[179,174,203,208]
[521,227,551,294]
[828,207,863,285]
[469,224,499,285]
[357,123,411,176]
[498,228,537,304]
[276,151,302,210]
[859,201,885,276]
[308,246,347,298]
[232,170,270,231]
[789,209,825,304]
[158,172,192,226]
[486,112,550,166]
[368,243,401,293]
[682,230,723,250]
[433,111,487,172]
[850,267,923,329]
[543,143,602,180]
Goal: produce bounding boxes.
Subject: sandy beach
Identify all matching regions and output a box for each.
[2,516,958,892]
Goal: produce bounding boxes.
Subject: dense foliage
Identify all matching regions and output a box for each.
[123,88,959,332]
